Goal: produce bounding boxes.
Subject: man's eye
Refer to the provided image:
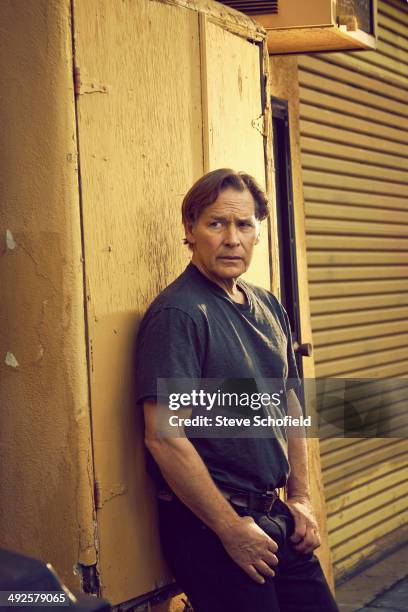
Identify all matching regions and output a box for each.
[209,221,222,228]
[239,222,252,228]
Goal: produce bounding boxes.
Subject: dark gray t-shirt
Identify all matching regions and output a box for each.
[135,262,300,493]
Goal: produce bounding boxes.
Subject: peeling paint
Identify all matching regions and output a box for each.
[95,482,127,509]
[35,345,45,363]
[74,403,88,423]
[251,113,266,136]
[6,229,17,250]
[5,352,19,367]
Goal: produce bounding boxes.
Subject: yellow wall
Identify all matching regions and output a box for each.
[0,0,95,588]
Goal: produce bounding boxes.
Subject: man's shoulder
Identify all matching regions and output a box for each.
[143,263,211,323]
[241,280,283,313]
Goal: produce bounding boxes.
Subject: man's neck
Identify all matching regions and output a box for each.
[191,258,246,304]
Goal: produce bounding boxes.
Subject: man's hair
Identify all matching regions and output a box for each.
[181,168,270,233]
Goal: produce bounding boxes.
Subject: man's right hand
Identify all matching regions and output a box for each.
[218,515,278,584]
[144,401,278,584]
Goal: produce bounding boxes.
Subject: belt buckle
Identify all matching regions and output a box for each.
[261,489,278,512]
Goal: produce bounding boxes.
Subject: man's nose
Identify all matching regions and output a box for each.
[224,224,240,246]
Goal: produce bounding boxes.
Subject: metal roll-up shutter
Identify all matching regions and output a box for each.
[298,0,408,581]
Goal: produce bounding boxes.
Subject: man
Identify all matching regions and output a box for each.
[135,169,339,611]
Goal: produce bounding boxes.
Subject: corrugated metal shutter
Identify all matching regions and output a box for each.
[298,0,408,581]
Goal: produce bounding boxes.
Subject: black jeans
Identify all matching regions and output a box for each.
[158,496,339,612]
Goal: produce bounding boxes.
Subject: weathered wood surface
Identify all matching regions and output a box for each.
[73,0,202,602]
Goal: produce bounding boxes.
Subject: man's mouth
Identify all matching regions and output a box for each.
[218,256,242,260]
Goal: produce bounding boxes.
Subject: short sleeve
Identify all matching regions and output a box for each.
[280,305,301,395]
[134,307,205,404]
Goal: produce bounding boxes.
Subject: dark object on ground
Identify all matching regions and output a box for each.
[0,548,110,611]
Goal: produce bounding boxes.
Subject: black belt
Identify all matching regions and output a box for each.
[219,486,280,513]
[157,486,280,513]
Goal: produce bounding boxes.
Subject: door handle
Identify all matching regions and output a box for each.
[293,341,313,357]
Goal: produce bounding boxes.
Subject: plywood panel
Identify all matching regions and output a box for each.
[0,0,97,588]
[202,18,270,289]
[0,0,95,589]
[73,0,202,603]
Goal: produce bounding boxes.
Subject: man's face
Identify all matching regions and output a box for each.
[185,187,260,282]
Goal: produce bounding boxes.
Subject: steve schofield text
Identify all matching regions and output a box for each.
[168,414,312,428]
[166,389,312,428]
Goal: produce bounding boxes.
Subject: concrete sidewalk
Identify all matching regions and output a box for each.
[359,576,408,611]
[335,546,408,612]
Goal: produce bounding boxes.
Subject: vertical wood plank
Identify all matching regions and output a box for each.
[73,0,203,603]
[201,18,271,289]
[0,0,96,589]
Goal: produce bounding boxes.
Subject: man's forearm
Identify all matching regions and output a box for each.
[286,389,310,500]
[146,434,240,535]
[144,402,281,582]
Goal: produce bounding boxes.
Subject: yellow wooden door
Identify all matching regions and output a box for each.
[72,0,202,603]
[73,0,270,604]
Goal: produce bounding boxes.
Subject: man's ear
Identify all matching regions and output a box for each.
[184,221,196,246]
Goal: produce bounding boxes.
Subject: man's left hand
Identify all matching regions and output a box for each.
[285,496,321,554]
